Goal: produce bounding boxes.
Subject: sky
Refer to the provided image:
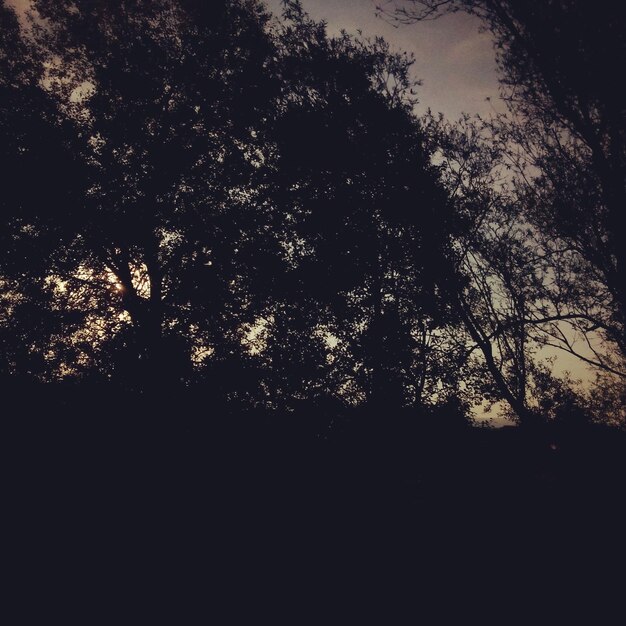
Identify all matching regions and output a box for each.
[265,0,502,120]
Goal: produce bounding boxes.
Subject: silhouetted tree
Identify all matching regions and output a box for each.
[420,113,548,423]
[258,9,462,412]
[19,0,291,391]
[2,0,464,416]
[386,0,626,420]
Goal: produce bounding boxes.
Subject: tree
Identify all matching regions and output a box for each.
[259,8,463,413]
[2,0,464,416]
[421,113,551,424]
[384,0,626,420]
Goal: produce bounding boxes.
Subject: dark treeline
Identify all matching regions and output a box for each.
[2,0,464,415]
[2,0,625,428]
[2,0,626,610]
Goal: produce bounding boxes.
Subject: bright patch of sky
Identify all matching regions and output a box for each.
[265,0,502,120]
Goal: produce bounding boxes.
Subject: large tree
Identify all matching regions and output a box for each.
[385,0,626,421]
[24,0,288,391]
[262,4,465,414]
[1,0,461,415]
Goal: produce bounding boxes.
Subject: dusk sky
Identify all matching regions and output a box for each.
[266,0,502,120]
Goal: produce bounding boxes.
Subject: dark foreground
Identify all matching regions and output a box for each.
[5,384,626,620]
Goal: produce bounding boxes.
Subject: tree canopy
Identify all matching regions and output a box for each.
[1,0,464,418]
[3,0,623,427]
[384,0,626,424]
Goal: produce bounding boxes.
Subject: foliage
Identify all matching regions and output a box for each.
[0,0,462,414]
[386,0,626,423]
